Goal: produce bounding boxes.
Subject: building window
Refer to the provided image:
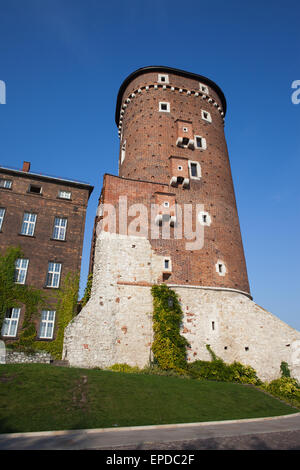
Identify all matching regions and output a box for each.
[159,102,170,112]
[121,140,126,165]
[0,179,12,189]
[46,262,62,288]
[194,135,207,150]
[199,83,209,94]
[0,208,5,230]
[163,257,172,271]
[29,184,42,194]
[39,310,56,339]
[158,74,169,84]
[163,201,170,208]
[52,217,67,241]
[212,321,215,331]
[20,212,37,236]
[188,161,201,180]
[216,260,226,276]
[198,211,211,226]
[58,190,71,200]
[201,110,212,123]
[1,308,21,337]
[15,258,29,284]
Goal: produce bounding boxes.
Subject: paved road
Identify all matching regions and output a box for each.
[0,413,300,450]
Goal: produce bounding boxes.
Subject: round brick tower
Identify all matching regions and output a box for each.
[64,66,300,382]
[115,66,250,295]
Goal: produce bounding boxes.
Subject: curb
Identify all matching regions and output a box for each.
[1,412,300,440]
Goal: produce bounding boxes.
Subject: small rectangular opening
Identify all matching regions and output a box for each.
[164,259,169,270]
[182,137,189,146]
[161,103,167,111]
[191,163,198,177]
[196,137,202,148]
[212,321,215,330]
[29,184,42,194]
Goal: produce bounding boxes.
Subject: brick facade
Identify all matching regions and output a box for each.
[0,162,93,344]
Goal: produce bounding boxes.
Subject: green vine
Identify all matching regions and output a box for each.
[33,272,79,359]
[151,284,189,371]
[0,246,46,350]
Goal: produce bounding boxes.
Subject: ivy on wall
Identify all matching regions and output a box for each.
[0,246,79,360]
[0,246,46,344]
[151,284,189,371]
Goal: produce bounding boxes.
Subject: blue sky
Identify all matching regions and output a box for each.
[0,0,299,329]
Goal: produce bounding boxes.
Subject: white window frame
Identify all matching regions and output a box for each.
[188,161,201,180]
[199,83,209,94]
[163,257,172,272]
[201,109,212,123]
[198,211,211,226]
[52,217,67,241]
[159,102,170,113]
[58,190,71,200]
[39,310,56,339]
[216,260,227,276]
[158,74,169,84]
[121,140,126,165]
[21,212,37,236]
[0,208,5,230]
[163,201,170,208]
[15,258,29,284]
[194,135,207,150]
[46,262,62,288]
[177,165,183,171]
[0,179,12,189]
[1,308,21,337]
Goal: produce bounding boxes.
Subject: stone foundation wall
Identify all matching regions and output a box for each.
[4,351,52,364]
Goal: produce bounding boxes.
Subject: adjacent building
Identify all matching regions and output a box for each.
[0,161,93,344]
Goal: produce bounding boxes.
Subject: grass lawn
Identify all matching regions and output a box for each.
[0,364,297,434]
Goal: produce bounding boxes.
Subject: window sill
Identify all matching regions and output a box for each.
[57,197,72,202]
[43,285,60,290]
[50,238,67,242]
[18,233,36,238]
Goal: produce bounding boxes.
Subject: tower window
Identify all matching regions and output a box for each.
[201,110,212,123]
[163,201,170,208]
[183,127,188,133]
[163,257,172,272]
[212,321,215,330]
[158,74,169,84]
[121,140,126,164]
[159,102,170,112]
[198,211,211,226]
[178,166,183,171]
[199,83,209,94]
[188,161,201,180]
[216,260,227,276]
[195,135,207,150]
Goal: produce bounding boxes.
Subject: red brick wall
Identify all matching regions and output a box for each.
[0,170,92,341]
[100,69,250,294]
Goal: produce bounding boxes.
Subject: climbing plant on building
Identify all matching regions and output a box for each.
[0,246,46,346]
[151,284,189,371]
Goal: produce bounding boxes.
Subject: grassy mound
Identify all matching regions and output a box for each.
[0,364,297,434]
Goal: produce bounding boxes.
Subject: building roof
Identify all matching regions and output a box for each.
[115,65,227,125]
[0,165,94,196]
